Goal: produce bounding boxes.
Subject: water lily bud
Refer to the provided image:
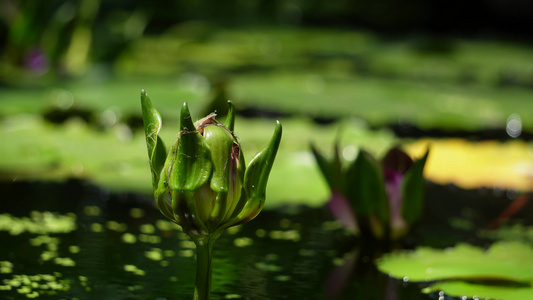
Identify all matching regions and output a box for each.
[141,90,282,238]
[311,140,428,242]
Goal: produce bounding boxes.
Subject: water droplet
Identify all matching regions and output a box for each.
[402,276,409,282]
[506,113,522,138]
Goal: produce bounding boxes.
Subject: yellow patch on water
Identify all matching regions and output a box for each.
[405,139,533,191]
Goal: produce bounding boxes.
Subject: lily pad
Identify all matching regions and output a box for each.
[377,242,533,300]
[423,281,533,300]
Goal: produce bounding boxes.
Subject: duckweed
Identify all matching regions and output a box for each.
[138,234,160,244]
[1,273,72,297]
[90,223,103,232]
[144,248,163,261]
[255,262,282,272]
[121,232,137,243]
[68,245,80,254]
[0,212,76,235]
[233,237,253,248]
[105,220,127,232]
[53,257,76,267]
[124,264,146,276]
[255,229,267,238]
[139,223,155,234]
[83,206,101,216]
[268,230,301,242]
[155,219,177,231]
[0,261,13,273]
[179,249,194,258]
[129,208,144,218]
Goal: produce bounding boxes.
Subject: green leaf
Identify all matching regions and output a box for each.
[140,89,167,189]
[154,141,179,223]
[401,149,429,224]
[378,242,533,300]
[377,242,533,283]
[310,141,342,192]
[223,100,235,131]
[344,150,387,217]
[168,103,212,192]
[423,281,533,300]
[239,120,282,221]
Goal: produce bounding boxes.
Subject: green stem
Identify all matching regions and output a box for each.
[192,235,217,300]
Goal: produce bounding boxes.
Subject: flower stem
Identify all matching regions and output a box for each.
[193,235,217,300]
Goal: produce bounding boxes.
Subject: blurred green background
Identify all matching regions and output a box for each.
[1,0,533,207]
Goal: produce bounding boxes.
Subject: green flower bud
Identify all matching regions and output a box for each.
[141,90,282,238]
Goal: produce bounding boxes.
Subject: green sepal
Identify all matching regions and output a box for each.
[203,125,233,193]
[171,190,209,235]
[209,190,228,229]
[344,149,389,219]
[155,140,179,223]
[401,149,429,225]
[155,189,175,223]
[222,144,245,221]
[239,120,282,221]
[220,146,247,224]
[223,100,235,131]
[310,141,343,192]
[168,103,212,192]
[140,89,167,189]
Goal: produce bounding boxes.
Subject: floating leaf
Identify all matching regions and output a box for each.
[423,281,533,300]
[377,242,533,300]
[378,242,533,283]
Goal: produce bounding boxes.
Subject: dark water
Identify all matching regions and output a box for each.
[0,179,531,300]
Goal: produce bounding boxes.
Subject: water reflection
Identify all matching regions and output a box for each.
[1,180,531,299]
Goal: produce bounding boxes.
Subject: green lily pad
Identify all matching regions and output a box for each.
[377,242,533,300]
[423,281,533,300]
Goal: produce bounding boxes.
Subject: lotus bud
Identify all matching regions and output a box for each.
[141,90,281,299]
[311,141,428,242]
